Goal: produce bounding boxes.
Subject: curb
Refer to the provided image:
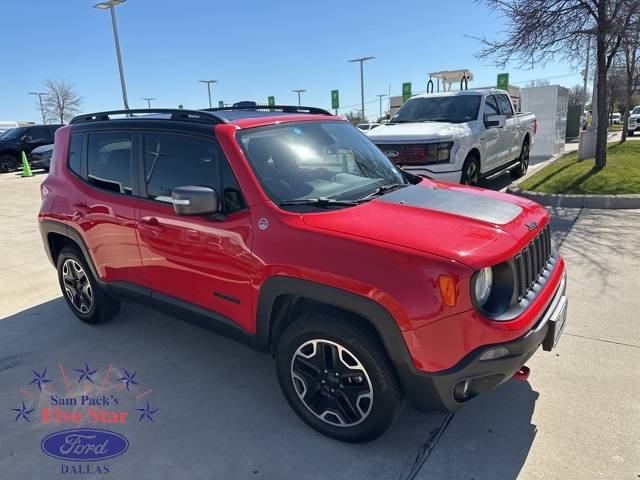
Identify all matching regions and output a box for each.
[506,187,640,209]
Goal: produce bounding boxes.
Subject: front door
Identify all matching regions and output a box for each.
[134,130,254,332]
[481,95,503,171]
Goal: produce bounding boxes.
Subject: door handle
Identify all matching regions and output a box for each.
[138,217,164,234]
[71,203,91,218]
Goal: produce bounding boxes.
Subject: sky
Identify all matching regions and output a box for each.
[1,0,584,122]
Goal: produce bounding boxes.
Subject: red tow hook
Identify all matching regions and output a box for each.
[513,365,530,382]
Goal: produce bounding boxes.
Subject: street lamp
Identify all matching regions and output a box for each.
[376,94,386,121]
[94,0,129,110]
[199,80,218,109]
[29,92,47,124]
[348,56,375,121]
[292,89,306,106]
[141,97,156,109]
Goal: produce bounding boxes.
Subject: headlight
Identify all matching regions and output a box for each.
[473,267,493,307]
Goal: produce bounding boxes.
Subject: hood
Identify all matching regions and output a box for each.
[366,121,473,142]
[301,182,548,270]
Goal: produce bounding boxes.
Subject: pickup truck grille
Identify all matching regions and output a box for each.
[513,224,552,302]
[374,143,444,166]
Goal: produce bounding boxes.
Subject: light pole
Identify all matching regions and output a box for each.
[292,89,306,106]
[141,97,156,109]
[29,92,47,124]
[376,94,386,121]
[94,0,129,110]
[348,56,374,121]
[199,80,218,108]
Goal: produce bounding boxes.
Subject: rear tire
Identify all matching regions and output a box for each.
[628,130,635,137]
[460,155,480,186]
[0,154,19,173]
[275,309,403,443]
[57,246,121,324]
[510,140,530,179]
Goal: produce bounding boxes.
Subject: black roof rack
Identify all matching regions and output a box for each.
[69,108,227,125]
[204,105,332,115]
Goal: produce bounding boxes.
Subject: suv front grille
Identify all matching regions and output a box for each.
[513,224,552,302]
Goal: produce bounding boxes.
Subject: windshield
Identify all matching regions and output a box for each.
[633,107,640,115]
[391,95,482,124]
[238,121,407,205]
[0,127,25,140]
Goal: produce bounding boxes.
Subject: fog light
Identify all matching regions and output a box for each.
[479,346,510,361]
[454,379,471,400]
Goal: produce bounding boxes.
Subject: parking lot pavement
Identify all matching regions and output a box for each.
[1,172,638,479]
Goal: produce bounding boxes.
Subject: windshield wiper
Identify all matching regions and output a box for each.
[279,197,362,208]
[357,182,407,201]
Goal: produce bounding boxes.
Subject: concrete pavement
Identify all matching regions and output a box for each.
[0,171,638,479]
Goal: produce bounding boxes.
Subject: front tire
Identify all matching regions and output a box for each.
[57,246,121,324]
[0,154,19,173]
[510,140,530,179]
[628,130,635,137]
[275,310,403,442]
[460,155,480,186]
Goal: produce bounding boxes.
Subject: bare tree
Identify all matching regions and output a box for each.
[344,111,364,125]
[42,79,82,124]
[620,21,640,142]
[475,0,640,168]
[568,84,590,106]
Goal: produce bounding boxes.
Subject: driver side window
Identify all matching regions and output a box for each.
[483,95,500,119]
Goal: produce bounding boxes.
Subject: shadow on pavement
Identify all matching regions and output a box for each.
[480,155,552,192]
[1,298,538,480]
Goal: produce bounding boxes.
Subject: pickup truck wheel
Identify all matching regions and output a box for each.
[461,156,480,186]
[510,141,530,179]
[275,310,403,442]
[0,155,19,173]
[57,246,121,324]
[628,130,635,137]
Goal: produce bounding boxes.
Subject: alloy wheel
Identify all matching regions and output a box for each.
[62,259,93,314]
[463,161,479,185]
[290,339,373,427]
[521,143,530,175]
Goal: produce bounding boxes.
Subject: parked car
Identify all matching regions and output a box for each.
[29,144,54,171]
[367,89,537,185]
[0,121,19,134]
[356,123,381,133]
[628,106,640,136]
[0,124,63,172]
[610,113,621,125]
[39,106,567,442]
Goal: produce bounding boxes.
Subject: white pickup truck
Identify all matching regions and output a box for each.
[367,89,537,185]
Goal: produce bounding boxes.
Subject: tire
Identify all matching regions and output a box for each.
[629,130,635,137]
[0,154,19,173]
[57,246,121,324]
[460,155,480,186]
[510,140,530,179]
[275,309,403,443]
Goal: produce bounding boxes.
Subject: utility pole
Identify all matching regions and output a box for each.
[141,97,156,109]
[94,0,129,110]
[199,80,218,109]
[292,89,306,106]
[376,94,386,120]
[29,92,47,124]
[348,56,375,121]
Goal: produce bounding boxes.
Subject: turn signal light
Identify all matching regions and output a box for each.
[439,275,457,307]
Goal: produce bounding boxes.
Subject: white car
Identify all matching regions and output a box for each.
[611,113,621,124]
[367,89,537,185]
[356,123,381,133]
[627,106,640,136]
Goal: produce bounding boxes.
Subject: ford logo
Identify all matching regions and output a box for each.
[41,428,129,462]
[384,150,399,158]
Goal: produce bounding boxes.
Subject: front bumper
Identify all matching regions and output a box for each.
[402,270,567,412]
[403,167,462,183]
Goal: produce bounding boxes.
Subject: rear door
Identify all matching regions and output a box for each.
[495,94,519,162]
[134,130,254,332]
[66,130,142,283]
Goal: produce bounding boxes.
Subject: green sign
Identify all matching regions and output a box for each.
[402,82,412,102]
[268,96,275,107]
[218,100,224,108]
[497,73,509,91]
[331,90,339,110]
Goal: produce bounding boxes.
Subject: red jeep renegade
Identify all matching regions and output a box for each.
[39,106,567,442]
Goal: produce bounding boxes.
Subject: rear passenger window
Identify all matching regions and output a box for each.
[28,127,51,142]
[143,132,245,212]
[68,134,82,176]
[87,132,132,195]
[496,94,514,118]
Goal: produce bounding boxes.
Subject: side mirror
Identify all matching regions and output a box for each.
[485,114,506,128]
[171,186,220,216]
